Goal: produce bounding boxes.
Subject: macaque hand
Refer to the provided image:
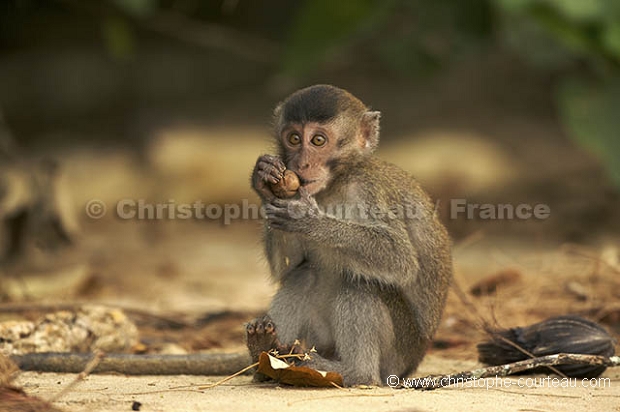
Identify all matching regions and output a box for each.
[252,154,286,201]
[264,187,323,233]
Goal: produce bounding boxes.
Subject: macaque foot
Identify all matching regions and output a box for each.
[245,315,282,363]
[246,315,306,360]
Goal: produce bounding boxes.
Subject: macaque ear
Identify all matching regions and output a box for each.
[360,111,381,152]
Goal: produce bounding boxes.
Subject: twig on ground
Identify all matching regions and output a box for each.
[49,350,105,403]
[196,362,258,390]
[405,354,620,390]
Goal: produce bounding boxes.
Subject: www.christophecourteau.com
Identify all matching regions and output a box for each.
[386,375,612,389]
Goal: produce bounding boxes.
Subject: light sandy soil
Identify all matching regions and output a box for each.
[9,222,620,412]
[3,131,619,412]
[16,355,619,412]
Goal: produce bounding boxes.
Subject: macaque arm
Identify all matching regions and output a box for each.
[306,216,419,284]
[264,229,306,280]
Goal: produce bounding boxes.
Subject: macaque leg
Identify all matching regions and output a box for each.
[307,285,395,386]
[246,266,316,362]
[267,281,398,386]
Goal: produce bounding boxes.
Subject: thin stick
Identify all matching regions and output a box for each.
[491,334,569,380]
[49,350,105,402]
[404,354,620,390]
[180,352,307,390]
[450,272,489,331]
[197,362,258,389]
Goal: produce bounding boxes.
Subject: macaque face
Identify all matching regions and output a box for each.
[280,121,336,195]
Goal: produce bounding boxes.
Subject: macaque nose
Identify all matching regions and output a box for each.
[297,151,311,170]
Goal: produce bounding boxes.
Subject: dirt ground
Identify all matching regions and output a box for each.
[1,124,620,411]
[5,220,620,412]
[15,355,620,412]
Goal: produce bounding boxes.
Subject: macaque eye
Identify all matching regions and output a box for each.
[288,133,301,145]
[311,134,326,146]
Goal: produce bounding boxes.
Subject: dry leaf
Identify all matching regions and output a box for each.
[257,352,343,387]
[469,269,521,296]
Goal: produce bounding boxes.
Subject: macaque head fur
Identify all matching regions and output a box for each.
[273,85,381,195]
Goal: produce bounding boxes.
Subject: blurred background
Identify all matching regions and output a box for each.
[0,0,619,355]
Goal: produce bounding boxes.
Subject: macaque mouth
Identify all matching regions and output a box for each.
[286,167,327,187]
[298,177,317,185]
[287,173,316,185]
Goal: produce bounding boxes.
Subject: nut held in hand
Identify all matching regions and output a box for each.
[270,170,300,198]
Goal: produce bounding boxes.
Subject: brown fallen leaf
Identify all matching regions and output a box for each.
[469,268,521,296]
[431,337,470,350]
[257,352,343,387]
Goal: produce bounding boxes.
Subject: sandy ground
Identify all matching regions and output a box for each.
[6,221,620,412]
[16,355,619,412]
[3,133,619,411]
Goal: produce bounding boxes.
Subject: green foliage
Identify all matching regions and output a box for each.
[281,0,493,77]
[604,23,620,56]
[111,0,159,18]
[101,16,135,59]
[101,0,159,58]
[87,0,620,187]
[496,0,605,21]
[494,0,620,65]
[281,0,389,76]
[374,0,492,76]
[494,0,620,187]
[558,77,620,187]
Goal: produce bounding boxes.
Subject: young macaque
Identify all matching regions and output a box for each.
[247,85,452,386]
